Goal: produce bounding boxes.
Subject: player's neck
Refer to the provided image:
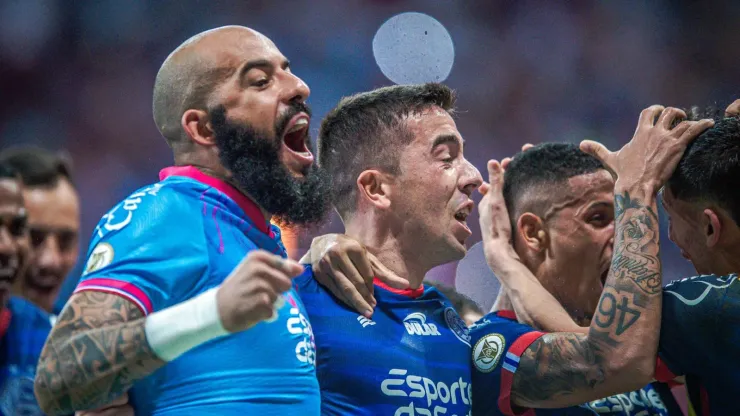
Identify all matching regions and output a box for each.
[188,164,272,221]
[344,222,429,289]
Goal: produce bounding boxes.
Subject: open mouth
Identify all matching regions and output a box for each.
[452,202,474,240]
[281,113,314,169]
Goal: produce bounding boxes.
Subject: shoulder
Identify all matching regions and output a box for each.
[470,313,541,374]
[8,296,52,331]
[663,273,738,311]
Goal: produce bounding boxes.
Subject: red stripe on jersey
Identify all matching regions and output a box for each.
[374,278,424,298]
[655,358,682,387]
[496,310,518,321]
[160,165,274,237]
[75,278,153,315]
[498,330,545,416]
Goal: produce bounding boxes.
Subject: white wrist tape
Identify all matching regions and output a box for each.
[144,287,229,362]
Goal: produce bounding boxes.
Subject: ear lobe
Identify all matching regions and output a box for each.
[182,109,215,146]
[517,213,548,253]
[704,208,722,248]
[357,170,393,210]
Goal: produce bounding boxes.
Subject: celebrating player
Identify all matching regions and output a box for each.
[494,101,740,414]
[0,162,52,416]
[296,83,481,415]
[34,26,334,415]
[471,143,681,415]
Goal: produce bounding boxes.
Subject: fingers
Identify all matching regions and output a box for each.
[638,105,666,128]
[521,143,534,151]
[368,251,410,289]
[478,182,490,196]
[501,157,513,170]
[337,255,376,308]
[487,160,504,196]
[579,140,612,166]
[319,260,374,317]
[677,118,714,145]
[726,99,740,117]
[267,253,304,277]
[657,107,686,130]
[344,243,376,303]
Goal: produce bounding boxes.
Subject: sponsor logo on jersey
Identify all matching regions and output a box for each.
[83,243,114,276]
[97,183,163,236]
[357,316,376,328]
[381,368,472,416]
[472,333,505,373]
[403,312,441,336]
[444,307,471,346]
[286,305,316,367]
[584,386,667,414]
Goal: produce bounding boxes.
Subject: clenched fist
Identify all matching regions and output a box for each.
[216,250,304,333]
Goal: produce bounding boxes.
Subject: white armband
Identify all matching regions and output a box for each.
[144,287,229,362]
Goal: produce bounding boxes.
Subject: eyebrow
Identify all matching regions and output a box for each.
[585,201,613,211]
[431,134,464,152]
[239,58,291,79]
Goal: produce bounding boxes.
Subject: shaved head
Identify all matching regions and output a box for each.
[152,26,274,149]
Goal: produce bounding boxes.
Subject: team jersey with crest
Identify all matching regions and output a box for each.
[471,311,675,416]
[295,267,473,416]
[656,273,740,416]
[0,297,51,416]
[73,166,320,415]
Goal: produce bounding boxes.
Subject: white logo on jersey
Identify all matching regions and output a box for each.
[97,184,163,236]
[287,306,316,366]
[444,307,471,346]
[665,274,737,306]
[380,368,472,416]
[472,333,505,373]
[357,316,376,328]
[83,243,114,276]
[585,387,666,414]
[403,312,441,336]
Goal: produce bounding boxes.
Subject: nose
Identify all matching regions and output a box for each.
[459,159,483,197]
[283,71,311,104]
[37,236,63,274]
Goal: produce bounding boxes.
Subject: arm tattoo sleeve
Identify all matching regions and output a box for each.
[34,291,165,415]
[511,190,662,407]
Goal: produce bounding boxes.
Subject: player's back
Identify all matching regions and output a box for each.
[74,166,319,415]
[470,311,675,416]
[0,296,51,415]
[657,273,740,415]
[296,267,473,416]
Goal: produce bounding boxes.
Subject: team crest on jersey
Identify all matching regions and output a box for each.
[444,307,471,346]
[472,333,505,373]
[83,243,114,275]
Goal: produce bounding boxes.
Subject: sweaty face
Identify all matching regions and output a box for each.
[391,108,482,267]
[0,178,27,308]
[538,171,615,322]
[208,32,331,227]
[22,178,80,312]
[662,188,715,275]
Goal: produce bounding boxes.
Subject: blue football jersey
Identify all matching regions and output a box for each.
[0,296,52,416]
[656,273,740,415]
[74,166,320,415]
[295,267,473,416]
[471,311,673,416]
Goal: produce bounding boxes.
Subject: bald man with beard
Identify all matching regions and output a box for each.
[34,26,334,415]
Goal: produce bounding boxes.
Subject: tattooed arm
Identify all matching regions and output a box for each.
[34,291,165,415]
[511,189,662,407]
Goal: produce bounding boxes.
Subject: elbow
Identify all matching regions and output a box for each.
[604,353,655,391]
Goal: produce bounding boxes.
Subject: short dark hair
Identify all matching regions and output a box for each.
[0,162,19,181]
[503,143,605,223]
[0,147,74,188]
[424,281,484,316]
[318,83,456,217]
[667,114,740,224]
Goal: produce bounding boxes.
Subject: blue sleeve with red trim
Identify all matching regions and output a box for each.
[74,182,208,315]
[470,313,544,416]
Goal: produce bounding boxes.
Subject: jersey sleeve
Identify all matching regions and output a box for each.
[656,274,737,381]
[470,314,545,416]
[73,185,208,315]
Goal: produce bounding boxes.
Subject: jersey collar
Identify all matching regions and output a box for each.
[373,278,425,299]
[495,310,518,321]
[159,166,272,235]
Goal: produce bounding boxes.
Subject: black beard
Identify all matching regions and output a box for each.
[210,105,331,228]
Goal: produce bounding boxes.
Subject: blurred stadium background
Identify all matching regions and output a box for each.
[2,0,738,310]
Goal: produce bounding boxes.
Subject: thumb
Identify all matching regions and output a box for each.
[281,257,305,277]
[579,140,612,166]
